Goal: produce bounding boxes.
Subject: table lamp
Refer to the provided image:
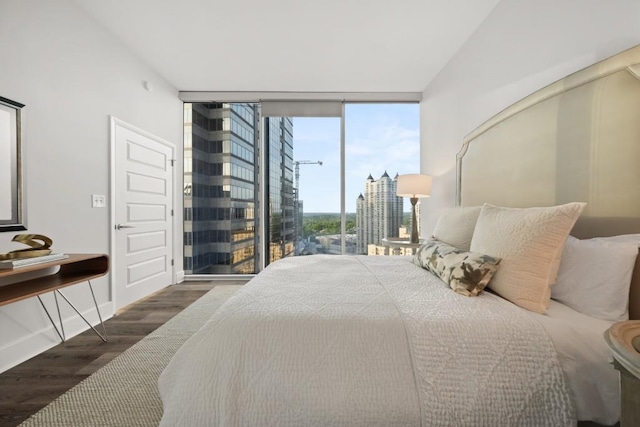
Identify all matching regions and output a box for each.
[396,174,432,244]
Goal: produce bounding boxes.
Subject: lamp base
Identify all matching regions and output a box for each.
[410,197,419,244]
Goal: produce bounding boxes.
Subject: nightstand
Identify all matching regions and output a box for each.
[605,321,640,427]
[381,238,423,256]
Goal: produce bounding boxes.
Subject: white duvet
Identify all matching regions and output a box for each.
[527,300,619,425]
[159,255,577,426]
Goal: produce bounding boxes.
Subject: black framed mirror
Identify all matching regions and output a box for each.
[0,96,26,231]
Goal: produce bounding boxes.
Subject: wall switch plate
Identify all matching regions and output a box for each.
[92,194,106,208]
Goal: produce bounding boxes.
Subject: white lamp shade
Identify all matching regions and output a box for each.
[396,174,432,197]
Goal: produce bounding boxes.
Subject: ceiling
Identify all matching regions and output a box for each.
[73,0,501,93]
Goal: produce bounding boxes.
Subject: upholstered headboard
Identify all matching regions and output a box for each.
[457,45,640,320]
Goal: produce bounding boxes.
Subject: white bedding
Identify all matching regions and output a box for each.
[528,300,619,425]
[159,255,590,426]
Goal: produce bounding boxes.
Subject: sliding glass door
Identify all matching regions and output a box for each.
[263,116,341,263]
[260,101,343,265]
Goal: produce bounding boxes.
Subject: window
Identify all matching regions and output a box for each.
[183,100,419,276]
[184,102,259,274]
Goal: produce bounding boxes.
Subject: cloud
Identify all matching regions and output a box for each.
[292,106,420,212]
[347,123,420,180]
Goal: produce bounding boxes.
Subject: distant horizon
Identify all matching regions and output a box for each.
[303,211,412,215]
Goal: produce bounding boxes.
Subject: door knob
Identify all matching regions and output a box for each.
[115,224,136,230]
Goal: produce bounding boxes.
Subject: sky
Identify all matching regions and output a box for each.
[293,104,420,213]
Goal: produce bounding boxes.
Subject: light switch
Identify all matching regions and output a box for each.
[92,194,106,208]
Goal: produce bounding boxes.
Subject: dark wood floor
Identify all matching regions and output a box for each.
[0,281,246,427]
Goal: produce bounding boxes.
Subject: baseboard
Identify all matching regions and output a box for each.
[184,274,255,281]
[176,270,185,284]
[0,301,114,373]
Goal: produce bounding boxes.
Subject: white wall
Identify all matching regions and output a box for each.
[0,1,183,372]
[420,0,640,234]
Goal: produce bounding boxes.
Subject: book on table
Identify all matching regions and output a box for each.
[0,253,70,269]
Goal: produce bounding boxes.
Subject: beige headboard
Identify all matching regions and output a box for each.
[457,45,640,320]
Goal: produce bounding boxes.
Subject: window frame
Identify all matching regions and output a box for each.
[181,93,421,278]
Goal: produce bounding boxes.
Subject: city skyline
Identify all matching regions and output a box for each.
[183,102,420,274]
[293,104,420,213]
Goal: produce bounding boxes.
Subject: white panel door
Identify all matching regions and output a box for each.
[114,122,174,310]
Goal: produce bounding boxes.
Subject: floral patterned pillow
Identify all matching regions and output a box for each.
[413,240,501,296]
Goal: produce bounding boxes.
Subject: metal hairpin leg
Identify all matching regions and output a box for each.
[37,295,65,342]
[87,280,108,341]
[38,280,108,343]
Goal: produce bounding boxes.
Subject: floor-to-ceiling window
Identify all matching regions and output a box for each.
[184,102,260,274]
[346,104,420,255]
[270,117,341,257]
[183,98,420,277]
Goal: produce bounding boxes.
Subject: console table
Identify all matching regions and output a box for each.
[0,254,110,342]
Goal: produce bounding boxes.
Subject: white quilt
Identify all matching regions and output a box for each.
[159,255,575,426]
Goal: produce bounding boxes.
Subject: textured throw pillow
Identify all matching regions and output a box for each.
[552,235,639,322]
[414,240,501,296]
[431,206,482,251]
[470,202,585,313]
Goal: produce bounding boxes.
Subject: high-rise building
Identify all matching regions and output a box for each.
[356,172,403,254]
[265,116,295,264]
[183,103,294,274]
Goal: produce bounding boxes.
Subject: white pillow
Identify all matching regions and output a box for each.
[470,202,585,314]
[431,206,482,251]
[553,235,639,322]
[595,233,640,245]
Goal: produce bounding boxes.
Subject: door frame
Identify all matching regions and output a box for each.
[109,116,179,312]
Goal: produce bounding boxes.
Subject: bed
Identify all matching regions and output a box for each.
[158,45,640,426]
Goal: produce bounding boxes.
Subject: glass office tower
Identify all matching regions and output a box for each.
[184,103,294,274]
[265,117,295,263]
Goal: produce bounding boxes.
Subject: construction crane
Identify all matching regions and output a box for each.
[294,160,323,190]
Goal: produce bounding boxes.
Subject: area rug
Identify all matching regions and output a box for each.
[19,284,242,427]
